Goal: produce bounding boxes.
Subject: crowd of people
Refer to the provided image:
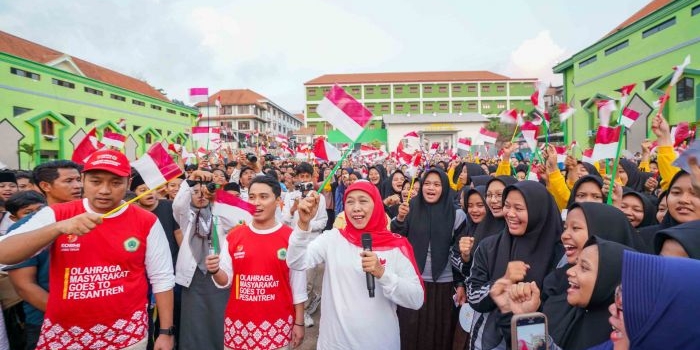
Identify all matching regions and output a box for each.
[0,112,700,349]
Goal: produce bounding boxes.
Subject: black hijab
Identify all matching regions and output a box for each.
[453,162,487,187]
[368,165,387,192]
[472,176,517,246]
[470,175,492,188]
[553,237,634,350]
[566,175,604,208]
[461,186,487,239]
[381,170,404,199]
[406,167,456,280]
[637,171,687,252]
[619,158,653,192]
[654,220,700,259]
[580,162,601,178]
[490,181,563,287]
[621,189,658,228]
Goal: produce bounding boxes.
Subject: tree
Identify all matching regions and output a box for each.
[18,142,35,169]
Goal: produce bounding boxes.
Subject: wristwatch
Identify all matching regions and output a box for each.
[158,326,176,336]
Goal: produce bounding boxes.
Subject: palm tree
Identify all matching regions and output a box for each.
[18,142,35,169]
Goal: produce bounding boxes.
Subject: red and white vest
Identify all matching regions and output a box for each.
[224,224,295,350]
[36,200,155,350]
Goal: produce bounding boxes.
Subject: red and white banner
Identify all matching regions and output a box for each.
[555,146,568,164]
[457,137,472,151]
[591,126,621,161]
[499,109,520,125]
[582,148,594,165]
[192,126,221,146]
[596,99,617,127]
[131,143,183,189]
[620,106,641,128]
[316,84,373,141]
[670,55,691,86]
[559,103,576,123]
[313,138,341,161]
[476,127,498,145]
[429,142,440,155]
[189,87,209,103]
[521,122,539,150]
[102,130,126,149]
[619,83,636,108]
[530,82,548,112]
[275,134,289,144]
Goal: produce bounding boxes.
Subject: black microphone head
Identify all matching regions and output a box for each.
[361,233,372,250]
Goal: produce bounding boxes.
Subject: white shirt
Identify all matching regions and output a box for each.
[287,228,424,350]
[281,190,328,235]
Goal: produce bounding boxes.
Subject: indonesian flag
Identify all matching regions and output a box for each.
[131,143,183,189]
[212,189,255,224]
[405,151,422,178]
[521,122,539,150]
[569,140,578,150]
[316,84,373,141]
[532,110,551,127]
[499,109,519,124]
[72,128,104,165]
[116,118,126,129]
[582,148,594,165]
[477,127,498,145]
[653,94,670,109]
[672,122,691,148]
[360,145,380,156]
[197,147,208,158]
[280,144,295,156]
[597,99,617,126]
[192,126,221,146]
[313,138,341,161]
[619,83,636,108]
[429,142,440,155]
[215,95,222,111]
[189,87,209,103]
[259,146,268,155]
[457,137,471,151]
[530,82,548,112]
[275,134,289,144]
[403,131,420,139]
[555,146,568,165]
[168,143,182,154]
[592,126,622,161]
[670,55,691,86]
[527,171,539,181]
[559,103,576,123]
[102,130,126,149]
[396,142,413,165]
[620,105,641,128]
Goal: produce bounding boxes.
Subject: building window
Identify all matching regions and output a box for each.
[180,112,188,117]
[366,87,374,94]
[84,87,103,96]
[144,133,152,144]
[439,103,448,110]
[693,4,700,16]
[110,93,126,102]
[467,85,477,93]
[132,99,145,106]
[308,105,317,113]
[150,104,162,111]
[438,86,447,93]
[642,17,676,38]
[61,114,75,124]
[395,86,404,94]
[579,55,597,68]
[409,86,418,94]
[51,78,75,89]
[10,67,40,80]
[425,104,433,111]
[452,85,462,92]
[424,86,432,93]
[482,85,490,93]
[396,105,404,112]
[453,102,462,110]
[381,104,389,111]
[677,77,695,102]
[13,106,32,117]
[496,85,505,92]
[380,86,389,94]
[410,104,418,111]
[482,102,490,109]
[39,150,59,163]
[308,89,316,96]
[41,119,55,136]
[468,102,477,109]
[166,109,176,114]
[605,40,629,56]
[497,102,506,109]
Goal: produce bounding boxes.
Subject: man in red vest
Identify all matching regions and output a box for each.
[0,150,175,350]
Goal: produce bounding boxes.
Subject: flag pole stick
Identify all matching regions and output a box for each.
[510,125,520,143]
[406,175,417,203]
[606,128,625,205]
[101,174,183,218]
[655,85,673,120]
[316,129,368,195]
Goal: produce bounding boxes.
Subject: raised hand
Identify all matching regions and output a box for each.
[459,236,475,261]
[489,278,514,313]
[508,281,541,314]
[396,202,410,222]
[55,212,103,236]
[504,261,530,283]
[297,191,320,231]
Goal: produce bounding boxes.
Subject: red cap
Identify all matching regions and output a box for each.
[82,149,131,177]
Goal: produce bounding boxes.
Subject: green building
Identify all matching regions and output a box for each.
[553,0,700,151]
[304,71,537,145]
[0,30,197,169]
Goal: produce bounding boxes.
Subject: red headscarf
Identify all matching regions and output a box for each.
[339,181,423,287]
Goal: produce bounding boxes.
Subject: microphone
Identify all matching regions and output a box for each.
[361,233,375,298]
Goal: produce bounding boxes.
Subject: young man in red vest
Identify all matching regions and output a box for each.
[206,175,306,350]
[0,150,175,350]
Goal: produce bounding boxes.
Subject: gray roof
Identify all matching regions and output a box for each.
[382,113,489,124]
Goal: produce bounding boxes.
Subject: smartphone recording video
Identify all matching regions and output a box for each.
[511,312,548,350]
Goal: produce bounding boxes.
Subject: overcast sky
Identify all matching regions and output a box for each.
[0,0,650,113]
